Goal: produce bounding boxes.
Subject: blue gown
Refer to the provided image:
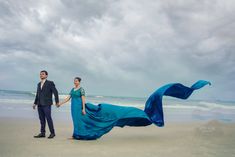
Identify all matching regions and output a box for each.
[70,80,211,140]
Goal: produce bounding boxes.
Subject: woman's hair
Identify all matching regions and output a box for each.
[74,77,81,82]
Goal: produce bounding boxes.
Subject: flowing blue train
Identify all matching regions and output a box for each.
[70,80,211,140]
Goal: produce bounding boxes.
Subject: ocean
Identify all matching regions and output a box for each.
[0,89,235,123]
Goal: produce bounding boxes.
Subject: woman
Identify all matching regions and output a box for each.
[58,78,210,140]
[58,77,86,139]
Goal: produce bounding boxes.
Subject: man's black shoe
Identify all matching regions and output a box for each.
[34,133,45,138]
[48,133,55,139]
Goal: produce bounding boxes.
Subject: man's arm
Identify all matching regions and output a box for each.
[33,84,39,109]
[51,81,59,104]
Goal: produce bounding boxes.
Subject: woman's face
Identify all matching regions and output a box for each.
[74,79,80,86]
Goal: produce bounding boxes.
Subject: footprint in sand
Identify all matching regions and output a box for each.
[194,120,224,137]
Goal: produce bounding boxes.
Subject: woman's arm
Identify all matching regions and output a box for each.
[81,95,86,115]
[58,95,71,107]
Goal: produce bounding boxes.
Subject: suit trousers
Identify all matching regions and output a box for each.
[37,105,55,134]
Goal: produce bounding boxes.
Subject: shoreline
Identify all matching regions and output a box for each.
[1,101,235,123]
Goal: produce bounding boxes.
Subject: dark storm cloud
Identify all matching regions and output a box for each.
[0,0,234,100]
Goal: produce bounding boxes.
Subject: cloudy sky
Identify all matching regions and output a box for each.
[0,0,234,101]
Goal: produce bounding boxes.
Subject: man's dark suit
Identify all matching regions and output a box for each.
[34,80,59,135]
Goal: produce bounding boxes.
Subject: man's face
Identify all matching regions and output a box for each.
[40,72,47,80]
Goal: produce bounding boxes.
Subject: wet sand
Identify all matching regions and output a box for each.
[0,117,234,157]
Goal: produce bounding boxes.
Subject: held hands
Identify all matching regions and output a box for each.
[82,109,86,115]
[56,102,60,108]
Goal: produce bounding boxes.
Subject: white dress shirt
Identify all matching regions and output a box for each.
[40,79,46,89]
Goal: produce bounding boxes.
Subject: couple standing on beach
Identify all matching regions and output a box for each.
[33,70,86,139]
[33,70,210,140]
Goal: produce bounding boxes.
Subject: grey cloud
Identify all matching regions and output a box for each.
[0,0,235,100]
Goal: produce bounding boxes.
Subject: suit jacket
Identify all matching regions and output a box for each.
[34,80,59,106]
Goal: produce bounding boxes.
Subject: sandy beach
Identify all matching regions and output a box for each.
[0,117,234,157]
[0,90,235,157]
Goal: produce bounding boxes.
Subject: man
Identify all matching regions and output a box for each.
[33,70,59,139]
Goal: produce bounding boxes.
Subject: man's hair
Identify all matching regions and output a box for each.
[40,70,48,75]
[74,77,81,82]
